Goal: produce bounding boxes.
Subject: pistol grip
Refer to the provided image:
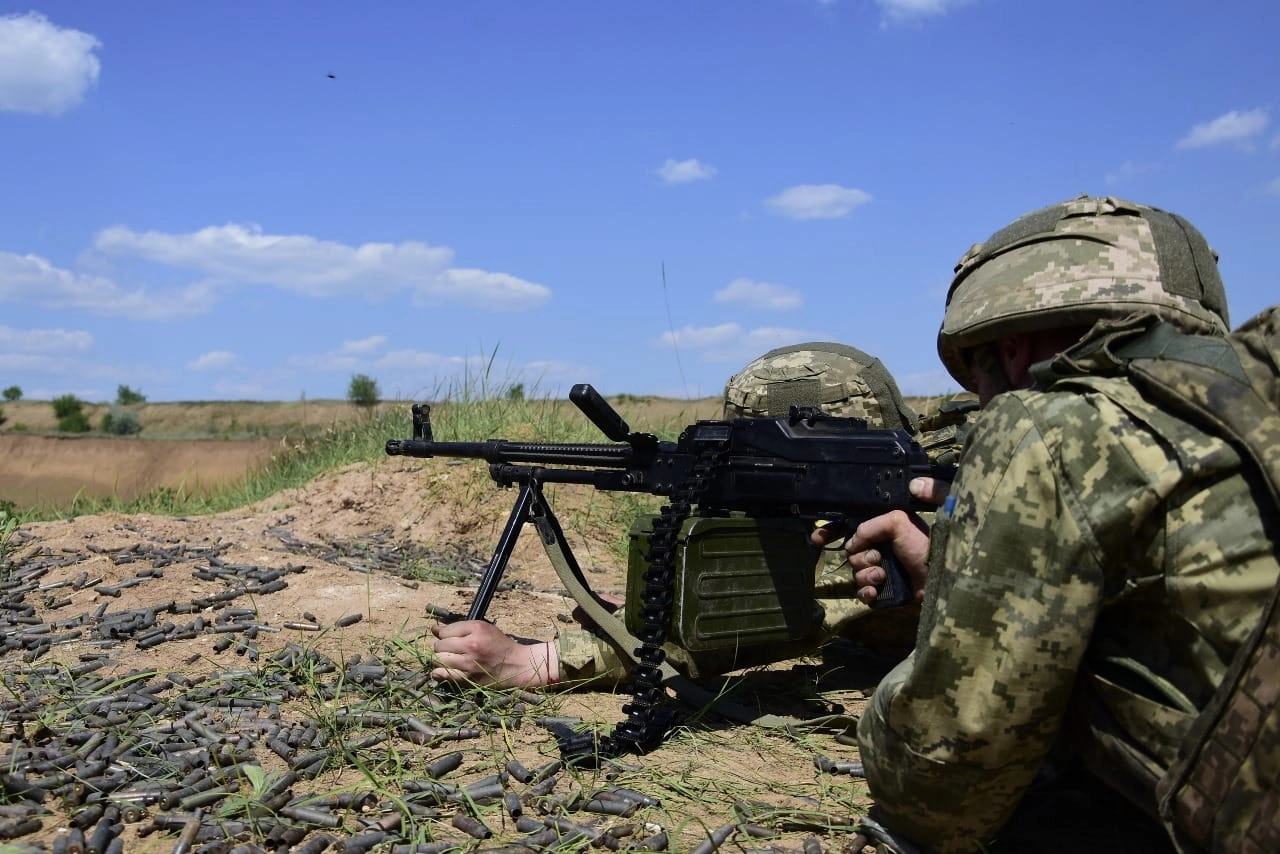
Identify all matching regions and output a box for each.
[871,549,914,610]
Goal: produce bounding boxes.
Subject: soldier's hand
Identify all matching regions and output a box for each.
[845,511,931,606]
[909,476,950,507]
[431,620,558,688]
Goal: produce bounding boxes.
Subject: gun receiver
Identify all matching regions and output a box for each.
[386,383,953,619]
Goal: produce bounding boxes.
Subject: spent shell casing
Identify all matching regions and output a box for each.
[424,751,464,779]
[505,759,534,783]
[688,823,735,854]
[581,797,637,817]
[451,814,492,839]
[278,805,343,828]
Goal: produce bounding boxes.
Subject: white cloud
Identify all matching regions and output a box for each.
[0,251,215,319]
[372,349,489,373]
[1176,108,1269,150]
[0,12,102,115]
[94,223,551,310]
[291,351,375,374]
[188,351,236,371]
[764,184,872,220]
[290,340,476,380]
[876,0,972,25]
[338,336,387,356]
[0,325,125,392]
[1104,160,1155,186]
[714,278,802,310]
[657,323,740,350]
[0,324,93,354]
[430,269,551,311]
[519,359,594,388]
[656,158,717,184]
[655,323,831,363]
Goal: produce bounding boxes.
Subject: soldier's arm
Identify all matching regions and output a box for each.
[857,395,1106,851]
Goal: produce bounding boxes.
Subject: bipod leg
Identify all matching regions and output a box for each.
[467,479,540,621]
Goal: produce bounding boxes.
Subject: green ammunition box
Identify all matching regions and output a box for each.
[624,515,820,652]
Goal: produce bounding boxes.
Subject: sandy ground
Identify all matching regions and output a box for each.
[1,449,884,852]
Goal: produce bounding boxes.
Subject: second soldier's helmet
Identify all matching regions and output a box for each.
[938,194,1231,391]
[722,342,918,433]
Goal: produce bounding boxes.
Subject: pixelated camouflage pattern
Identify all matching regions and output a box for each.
[1161,619,1280,854]
[1134,305,1280,854]
[556,627,628,685]
[858,342,1279,852]
[939,195,1230,391]
[723,342,918,433]
[915,397,979,466]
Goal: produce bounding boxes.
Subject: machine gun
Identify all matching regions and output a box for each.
[387,383,954,758]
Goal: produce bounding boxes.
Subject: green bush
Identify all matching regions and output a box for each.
[59,411,91,433]
[102,406,142,436]
[347,373,381,411]
[52,394,81,418]
[1,386,19,402]
[0,406,6,428]
[52,395,91,433]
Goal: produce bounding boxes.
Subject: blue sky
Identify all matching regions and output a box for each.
[1,1,1277,404]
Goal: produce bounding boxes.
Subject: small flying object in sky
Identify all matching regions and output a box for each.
[326,72,336,79]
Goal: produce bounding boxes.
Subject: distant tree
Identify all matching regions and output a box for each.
[116,385,147,406]
[51,394,90,433]
[506,383,525,402]
[2,386,20,402]
[347,374,381,411]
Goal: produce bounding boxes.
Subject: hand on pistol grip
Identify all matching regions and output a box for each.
[871,546,914,610]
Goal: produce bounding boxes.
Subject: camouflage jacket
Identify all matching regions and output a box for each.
[858,372,1280,851]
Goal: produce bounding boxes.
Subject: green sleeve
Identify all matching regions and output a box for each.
[858,395,1106,851]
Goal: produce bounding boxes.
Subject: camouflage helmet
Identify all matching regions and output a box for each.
[722,342,918,433]
[938,194,1231,391]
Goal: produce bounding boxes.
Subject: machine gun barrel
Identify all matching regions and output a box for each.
[385,436,640,469]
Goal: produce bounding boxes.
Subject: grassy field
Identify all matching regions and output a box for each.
[0,397,400,439]
[0,393,726,518]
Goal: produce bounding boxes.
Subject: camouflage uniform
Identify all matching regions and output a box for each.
[858,196,1279,852]
[557,342,937,684]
